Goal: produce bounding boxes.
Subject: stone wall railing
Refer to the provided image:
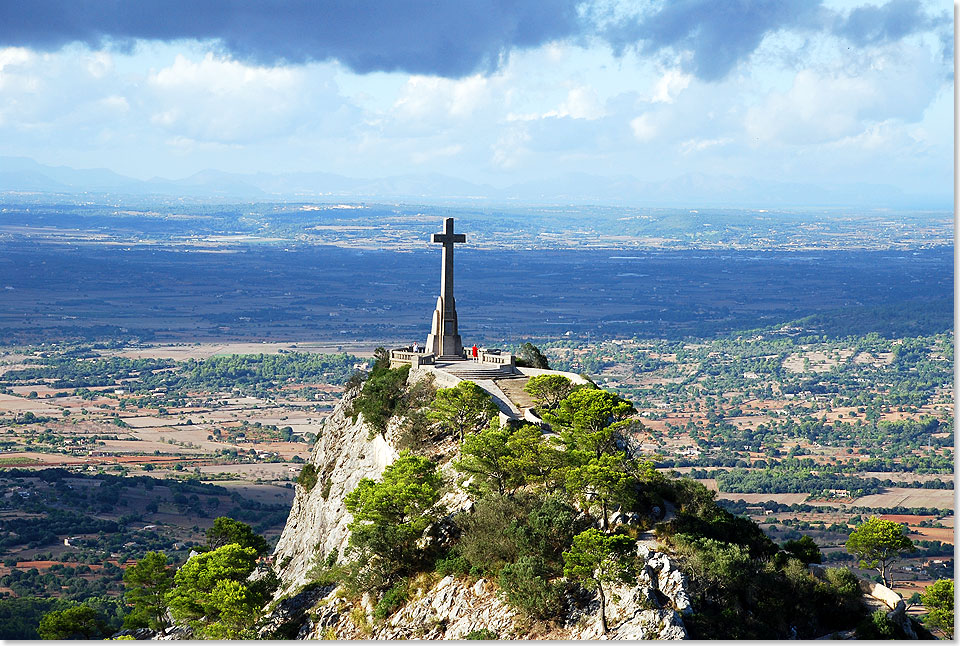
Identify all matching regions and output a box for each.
[389,349,436,369]
[478,350,515,368]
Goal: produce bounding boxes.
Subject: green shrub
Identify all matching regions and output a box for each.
[458,495,527,575]
[296,464,318,492]
[464,628,499,639]
[38,604,112,640]
[671,534,755,592]
[344,453,443,586]
[373,580,409,621]
[514,493,586,570]
[434,555,471,577]
[824,567,860,600]
[205,517,269,555]
[665,507,778,559]
[523,374,574,410]
[397,410,433,452]
[515,343,550,369]
[857,609,899,639]
[306,549,343,586]
[921,579,953,638]
[809,567,864,630]
[498,556,564,620]
[782,535,821,564]
[349,353,410,437]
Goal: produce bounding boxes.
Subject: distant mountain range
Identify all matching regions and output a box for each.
[0,156,948,209]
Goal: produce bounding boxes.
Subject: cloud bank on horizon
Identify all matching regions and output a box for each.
[0,0,952,205]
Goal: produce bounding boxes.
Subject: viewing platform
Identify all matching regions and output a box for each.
[389,346,517,378]
[389,344,590,428]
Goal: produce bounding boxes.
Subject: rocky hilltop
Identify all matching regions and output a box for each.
[252,364,927,641]
[262,372,693,640]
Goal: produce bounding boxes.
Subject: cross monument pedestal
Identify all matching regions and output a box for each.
[425,217,466,359]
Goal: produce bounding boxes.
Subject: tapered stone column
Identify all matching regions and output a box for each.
[425,217,466,358]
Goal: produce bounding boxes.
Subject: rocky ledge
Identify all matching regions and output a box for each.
[263,542,690,640]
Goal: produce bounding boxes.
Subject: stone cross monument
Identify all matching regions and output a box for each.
[425,217,466,359]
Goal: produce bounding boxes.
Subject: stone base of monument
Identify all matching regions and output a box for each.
[425,332,464,360]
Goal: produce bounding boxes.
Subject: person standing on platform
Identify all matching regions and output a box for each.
[472,344,478,361]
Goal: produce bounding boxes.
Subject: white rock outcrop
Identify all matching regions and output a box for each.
[282,559,688,641]
[272,388,397,593]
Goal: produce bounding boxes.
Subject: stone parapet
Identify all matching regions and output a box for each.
[389,348,435,369]
[477,349,515,368]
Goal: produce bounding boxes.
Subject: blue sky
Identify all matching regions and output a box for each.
[0,0,952,203]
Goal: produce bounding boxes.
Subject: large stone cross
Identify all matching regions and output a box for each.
[425,217,466,358]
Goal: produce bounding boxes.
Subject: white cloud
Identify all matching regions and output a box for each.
[0,47,33,74]
[679,137,733,154]
[629,113,657,141]
[98,95,130,113]
[393,74,490,120]
[147,53,322,143]
[86,51,114,79]
[507,85,604,121]
[651,69,692,104]
[0,46,122,129]
[150,53,298,93]
[556,86,605,119]
[0,26,950,199]
[745,45,942,145]
[491,126,531,169]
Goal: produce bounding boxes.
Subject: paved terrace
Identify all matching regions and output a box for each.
[397,351,590,425]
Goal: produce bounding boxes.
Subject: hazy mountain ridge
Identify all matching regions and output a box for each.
[0,156,947,209]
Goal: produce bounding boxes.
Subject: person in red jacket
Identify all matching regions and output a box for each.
[471,344,478,360]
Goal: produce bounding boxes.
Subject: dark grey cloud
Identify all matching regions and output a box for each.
[0,0,950,80]
[599,0,825,82]
[0,0,582,77]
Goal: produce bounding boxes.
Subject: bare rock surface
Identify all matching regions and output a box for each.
[272,388,397,594]
[262,547,690,640]
[286,565,688,641]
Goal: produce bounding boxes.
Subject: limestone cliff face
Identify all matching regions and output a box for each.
[272,388,397,593]
[264,383,692,640]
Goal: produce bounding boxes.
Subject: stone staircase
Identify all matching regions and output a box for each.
[434,360,521,381]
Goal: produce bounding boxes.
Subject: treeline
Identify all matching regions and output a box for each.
[0,351,365,394]
[785,299,953,339]
[716,498,953,518]
[712,468,883,497]
[0,510,118,550]
[1,469,289,537]
[2,357,174,388]
[688,467,953,495]
[178,352,361,390]
[0,564,125,601]
[0,596,127,640]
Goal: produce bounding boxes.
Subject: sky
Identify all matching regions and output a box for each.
[0,0,953,203]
